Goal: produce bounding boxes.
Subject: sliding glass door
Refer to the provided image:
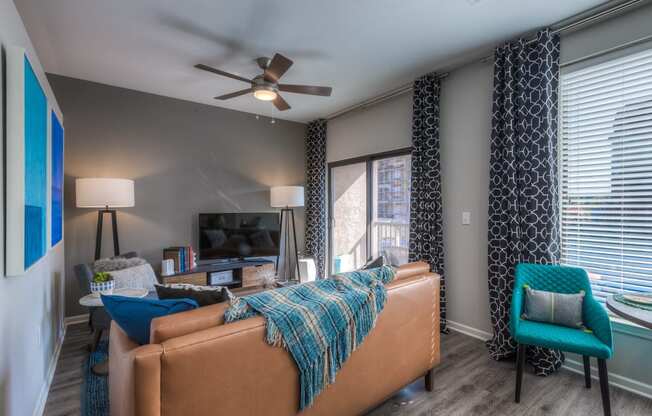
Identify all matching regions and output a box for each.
[330,161,368,273]
[329,149,411,274]
[371,154,411,266]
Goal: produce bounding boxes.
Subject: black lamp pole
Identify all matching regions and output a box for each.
[276,207,301,281]
[94,205,120,260]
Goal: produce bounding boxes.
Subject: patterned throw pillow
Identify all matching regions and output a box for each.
[155,283,231,307]
[93,256,147,273]
[522,286,585,329]
[110,263,158,292]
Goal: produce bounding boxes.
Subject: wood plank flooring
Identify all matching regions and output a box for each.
[44,324,652,415]
[368,331,652,416]
[44,323,92,416]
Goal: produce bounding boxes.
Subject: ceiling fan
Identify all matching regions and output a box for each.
[195,53,332,111]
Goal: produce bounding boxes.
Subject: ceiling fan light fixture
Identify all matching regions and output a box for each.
[253,87,277,101]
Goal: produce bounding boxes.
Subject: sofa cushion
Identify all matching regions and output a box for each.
[155,283,230,307]
[101,295,198,344]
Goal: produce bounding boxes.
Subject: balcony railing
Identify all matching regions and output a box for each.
[372,220,409,264]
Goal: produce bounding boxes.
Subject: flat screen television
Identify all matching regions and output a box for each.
[198,213,280,261]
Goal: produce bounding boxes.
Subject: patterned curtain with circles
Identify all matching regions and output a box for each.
[409,73,447,332]
[305,119,328,278]
[486,29,562,376]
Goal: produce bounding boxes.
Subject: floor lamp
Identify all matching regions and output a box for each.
[76,178,135,260]
[271,186,304,282]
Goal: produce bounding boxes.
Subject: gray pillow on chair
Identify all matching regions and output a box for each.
[522,286,585,329]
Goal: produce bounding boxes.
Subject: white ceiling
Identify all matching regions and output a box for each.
[16,0,605,123]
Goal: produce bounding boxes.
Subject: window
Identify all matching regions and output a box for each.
[329,150,411,274]
[560,47,652,302]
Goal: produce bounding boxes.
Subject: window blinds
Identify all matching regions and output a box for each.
[561,47,652,302]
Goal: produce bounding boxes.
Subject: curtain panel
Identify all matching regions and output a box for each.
[305,119,328,278]
[409,73,447,332]
[486,29,562,376]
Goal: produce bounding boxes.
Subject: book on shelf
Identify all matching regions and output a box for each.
[163,246,197,273]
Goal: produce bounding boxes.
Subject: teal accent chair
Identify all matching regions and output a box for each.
[510,263,613,416]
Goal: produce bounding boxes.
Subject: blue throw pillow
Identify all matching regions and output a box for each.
[101,295,198,344]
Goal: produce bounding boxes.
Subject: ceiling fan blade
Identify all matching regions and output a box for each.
[215,88,253,100]
[195,64,252,84]
[264,53,293,83]
[272,94,291,111]
[278,84,332,96]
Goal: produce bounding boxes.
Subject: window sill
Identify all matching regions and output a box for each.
[609,314,652,341]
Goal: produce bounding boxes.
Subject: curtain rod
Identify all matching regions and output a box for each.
[326,0,649,121]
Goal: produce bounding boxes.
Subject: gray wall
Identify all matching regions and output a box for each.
[0,1,66,415]
[327,62,494,337]
[48,74,307,317]
[327,3,652,398]
[327,92,412,163]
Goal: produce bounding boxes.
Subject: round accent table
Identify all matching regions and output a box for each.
[79,288,148,375]
[606,295,652,330]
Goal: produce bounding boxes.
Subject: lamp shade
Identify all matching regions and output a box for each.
[76,178,135,208]
[270,186,304,208]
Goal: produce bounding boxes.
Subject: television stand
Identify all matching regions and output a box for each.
[159,258,274,289]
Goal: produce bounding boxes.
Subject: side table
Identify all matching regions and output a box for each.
[79,288,148,376]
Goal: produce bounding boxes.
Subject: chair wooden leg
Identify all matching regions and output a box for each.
[583,355,591,389]
[598,359,611,416]
[425,368,435,392]
[515,343,526,403]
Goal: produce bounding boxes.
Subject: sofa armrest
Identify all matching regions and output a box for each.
[394,261,430,281]
[110,322,163,416]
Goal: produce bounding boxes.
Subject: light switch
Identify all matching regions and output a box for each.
[462,211,471,225]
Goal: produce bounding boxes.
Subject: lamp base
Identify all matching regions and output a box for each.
[95,209,120,260]
[276,208,301,282]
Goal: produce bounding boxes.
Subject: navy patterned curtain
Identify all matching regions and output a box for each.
[486,30,562,375]
[409,73,446,332]
[305,119,328,278]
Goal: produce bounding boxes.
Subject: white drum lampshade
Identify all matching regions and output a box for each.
[270,186,304,208]
[76,178,135,208]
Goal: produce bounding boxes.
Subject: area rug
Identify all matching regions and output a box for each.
[82,341,109,416]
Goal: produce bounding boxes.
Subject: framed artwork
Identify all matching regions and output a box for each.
[51,110,64,247]
[6,47,49,275]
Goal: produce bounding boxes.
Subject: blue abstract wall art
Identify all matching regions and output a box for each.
[24,56,48,269]
[6,47,57,275]
[51,112,64,247]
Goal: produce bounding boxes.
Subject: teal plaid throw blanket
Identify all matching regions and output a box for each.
[224,266,395,409]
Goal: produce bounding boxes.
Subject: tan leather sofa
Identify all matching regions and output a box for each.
[109,262,441,416]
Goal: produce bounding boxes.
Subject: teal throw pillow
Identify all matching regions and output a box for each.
[101,295,198,344]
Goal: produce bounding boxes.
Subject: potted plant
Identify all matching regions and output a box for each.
[90,272,115,297]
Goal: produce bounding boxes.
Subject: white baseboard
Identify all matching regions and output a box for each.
[446,319,652,400]
[32,315,90,416]
[563,358,652,400]
[32,324,67,416]
[447,319,492,341]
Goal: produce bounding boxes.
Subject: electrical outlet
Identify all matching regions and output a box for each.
[462,211,471,225]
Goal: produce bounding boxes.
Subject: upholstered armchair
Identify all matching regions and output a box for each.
[510,263,613,416]
[75,251,139,350]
